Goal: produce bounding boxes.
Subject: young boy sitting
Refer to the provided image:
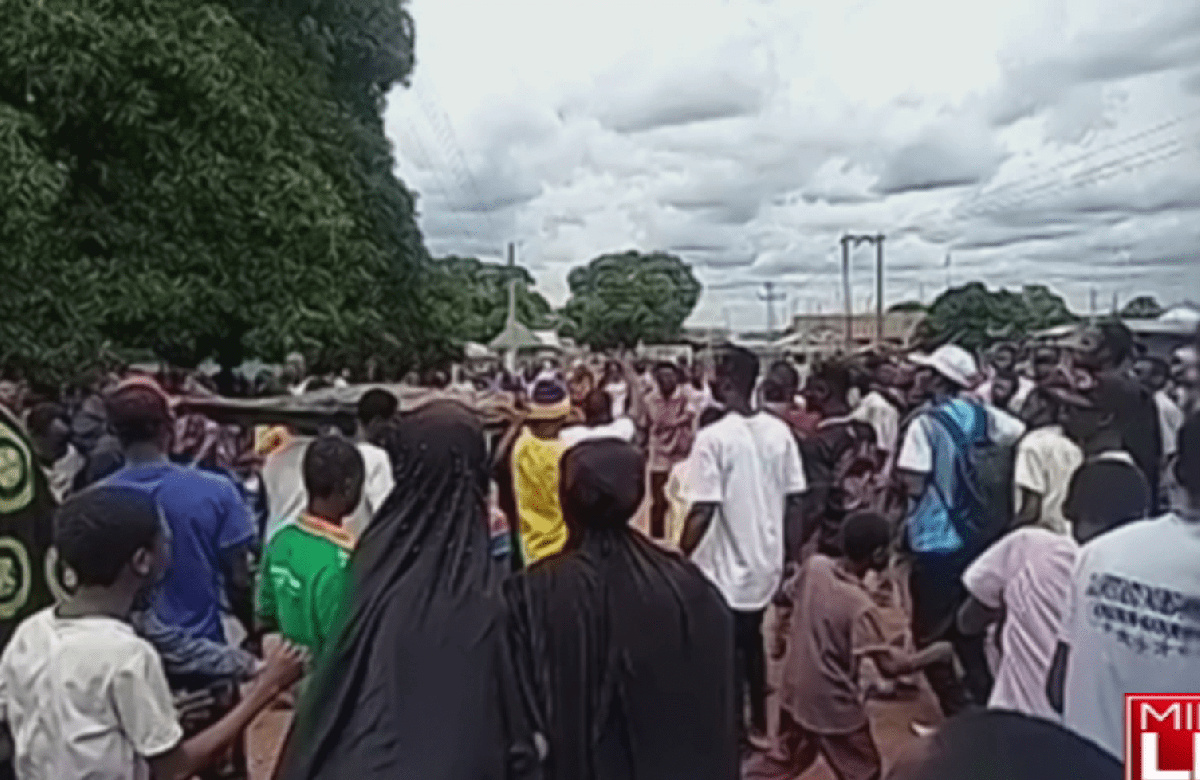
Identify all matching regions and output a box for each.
[256,435,363,656]
[0,485,306,780]
[745,512,954,780]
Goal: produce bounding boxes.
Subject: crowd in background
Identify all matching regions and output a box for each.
[0,319,1196,780]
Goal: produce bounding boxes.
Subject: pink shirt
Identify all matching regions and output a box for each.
[962,528,1078,721]
[638,389,695,472]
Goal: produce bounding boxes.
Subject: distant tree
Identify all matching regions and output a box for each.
[914,282,1077,353]
[888,301,927,313]
[0,0,449,385]
[427,257,555,344]
[560,251,701,350]
[1119,295,1165,319]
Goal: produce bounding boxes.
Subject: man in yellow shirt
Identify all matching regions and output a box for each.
[513,379,571,563]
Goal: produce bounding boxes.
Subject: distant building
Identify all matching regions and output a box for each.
[788,311,926,348]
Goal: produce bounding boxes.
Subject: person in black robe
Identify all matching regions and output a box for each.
[279,401,540,780]
[505,438,738,780]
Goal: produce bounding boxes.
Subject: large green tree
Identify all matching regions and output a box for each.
[1119,295,1165,319]
[914,282,1077,353]
[560,250,701,350]
[427,256,555,344]
[0,0,450,384]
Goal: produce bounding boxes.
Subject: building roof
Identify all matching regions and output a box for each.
[488,318,542,351]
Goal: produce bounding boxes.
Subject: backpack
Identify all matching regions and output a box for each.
[802,419,895,554]
[927,402,1015,556]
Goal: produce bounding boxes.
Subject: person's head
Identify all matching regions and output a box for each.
[1053,373,1123,451]
[763,360,800,405]
[802,360,852,416]
[990,371,1019,410]
[357,388,399,438]
[26,402,69,464]
[283,352,307,383]
[54,486,168,597]
[1073,319,1135,371]
[527,379,571,437]
[559,439,645,545]
[990,342,1019,374]
[303,435,365,522]
[711,345,759,408]
[889,710,1121,780]
[581,388,614,426]
[1031,345,1061,382]
[106,380,173,452]
[1132,355,1170,393]
[839,512,891,573]
[697,405,724,430]
[568,366,596,403]
[633,359,650,376]
[652,361,680,397]
[1176,412,1200,505]
[603,360,623,384]
[910,344,979,401]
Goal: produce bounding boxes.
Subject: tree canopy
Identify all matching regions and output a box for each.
[560,250,701,350]
[1119,295,1165,319]
[426,256,556,345]
[914,282,1077,352]
[0,0,450,384]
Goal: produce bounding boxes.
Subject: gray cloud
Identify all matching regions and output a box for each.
[874,121,1007,195]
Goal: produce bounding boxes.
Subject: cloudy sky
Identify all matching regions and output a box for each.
[384,0,1200,330]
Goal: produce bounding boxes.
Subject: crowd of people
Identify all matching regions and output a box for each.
[0,317,1196,780]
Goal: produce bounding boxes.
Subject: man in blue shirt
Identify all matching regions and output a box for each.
[897,345,1025,717]
[103,379,255,649]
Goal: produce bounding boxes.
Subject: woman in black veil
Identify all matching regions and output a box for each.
[279,401,541,780]
[505,438,738,780]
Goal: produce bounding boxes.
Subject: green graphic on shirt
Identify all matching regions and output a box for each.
[0,421,34,514]
[0,537,32,619]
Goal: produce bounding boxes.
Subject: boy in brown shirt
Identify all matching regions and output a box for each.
[744,512,953,780]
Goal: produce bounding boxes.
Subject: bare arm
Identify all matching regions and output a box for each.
[150,642,306,780]
[897,468,927,501]
[221,543,255,636]
[784,493,807,565]
[1047,642,1069,715]
[866,641,955,678]
[1014,488,1042,530]
[957,595,1002,637]
[680,502,718,557]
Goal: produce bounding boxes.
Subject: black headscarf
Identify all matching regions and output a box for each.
[887,710,1120,780]
[505,439,737,780]
[280,402,540,780]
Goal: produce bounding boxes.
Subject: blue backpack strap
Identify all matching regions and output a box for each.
[925,403,985,544]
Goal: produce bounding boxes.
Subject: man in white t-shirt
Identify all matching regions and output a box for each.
[559,388,637,449]
[345,389,398,538]
[1011,391,1084,535]
[682,345,807,745]
[1049,411,1200,759]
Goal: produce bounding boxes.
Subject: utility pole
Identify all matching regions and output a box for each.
[759,281,786,338]
[840,233,885,347]
[1090,287,1098,319]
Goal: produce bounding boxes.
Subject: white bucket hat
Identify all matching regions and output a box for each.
[909,344,980,389]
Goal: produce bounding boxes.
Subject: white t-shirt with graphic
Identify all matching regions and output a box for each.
[0,609,183,780]
[1060,513,1200,758]
[686,412,807,611]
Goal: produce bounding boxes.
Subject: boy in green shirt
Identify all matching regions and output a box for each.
[257,435,364,655]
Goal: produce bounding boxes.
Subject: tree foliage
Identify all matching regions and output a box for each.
[426,257,555,345]
[1119,295,1165,319]
[560,251,701,350]
[0,0,450,384]
[914,282,1077,353]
